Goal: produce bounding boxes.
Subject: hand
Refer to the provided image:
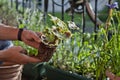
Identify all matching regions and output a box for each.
[21,30,42,49]
[34,32,56,62]
[106,69,120,80]
[0,46,41,64]
[106,69,116,80]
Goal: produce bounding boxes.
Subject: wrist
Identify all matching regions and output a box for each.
[110,73,116,80]
[0,61,3,65]
[17,28,24,41]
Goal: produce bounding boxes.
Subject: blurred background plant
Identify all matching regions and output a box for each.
[14,8,44,55]
[0,0,19,26]
[47,1,120,80]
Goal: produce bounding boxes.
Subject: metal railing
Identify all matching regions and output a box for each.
[9,0,112,34]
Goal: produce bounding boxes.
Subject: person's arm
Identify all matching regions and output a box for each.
[106,70,120,80]
[0,46,41,64]
[0,23,41,49]
[0,24,45,65]
[0,24,19,40]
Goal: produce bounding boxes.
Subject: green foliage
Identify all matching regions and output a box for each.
[15,8,45,55]
[49,7,120,80]
[3,1,120,79]
[14,5,120,80]
[16,8,74,55]
[0,0,18,26]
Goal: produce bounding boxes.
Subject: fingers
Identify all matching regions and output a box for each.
[28,57,41,63]
[12,53,41,64]
[22,30,41,49]
[24,40,39,49]
[106,70,115,80]
[3,46,41,64]
[36,32,43,37]
[18,48,41,63]
[31,31,41,43]
[1,62,17,66]
[20,49,27,54]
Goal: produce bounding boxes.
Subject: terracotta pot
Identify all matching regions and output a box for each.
[0,64,23,80]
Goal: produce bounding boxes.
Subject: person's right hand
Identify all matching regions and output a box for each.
[0,46,41,64]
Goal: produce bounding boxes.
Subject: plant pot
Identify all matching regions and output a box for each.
[0,64,23,80]
[39,64,92,80]
[0,41,23,80]
[22,63,43,80]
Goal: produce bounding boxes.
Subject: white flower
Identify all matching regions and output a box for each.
[68,21,79,30]
[57,20,64,28]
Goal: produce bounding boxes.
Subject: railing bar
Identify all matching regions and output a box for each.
[22,0,25,14]
[11,0,13,8]
[43,0,48,24]
[94,0,98,40]
[61,0,64,20]
[28,0,31,8]
[52,0,55,16]
[16,0,18,11]
[71,0,74,21]
[52,0,69,7]
[82,0,86,43]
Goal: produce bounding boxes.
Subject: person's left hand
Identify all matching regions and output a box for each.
[21,30,42,49]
